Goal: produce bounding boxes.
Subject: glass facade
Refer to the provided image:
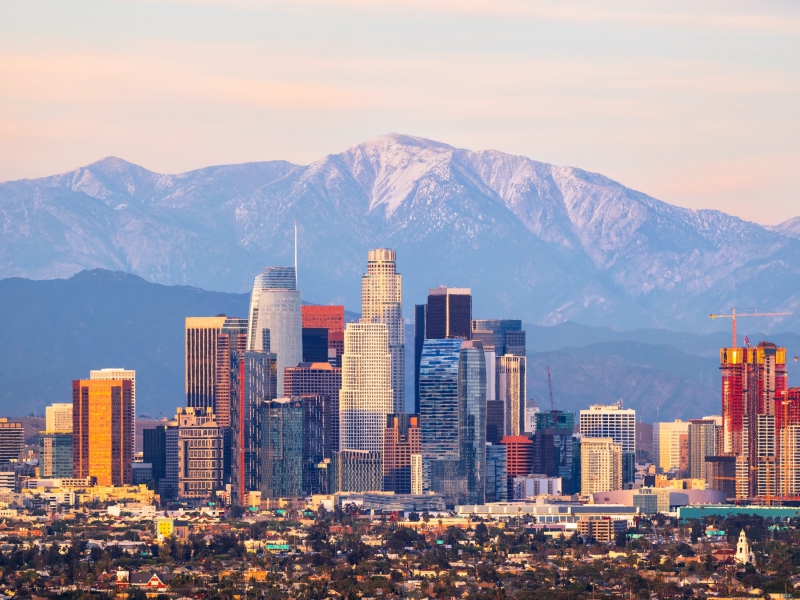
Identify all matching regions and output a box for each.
[185,317,227,411]
[40,432,73,478]
[471,319,523,355]
[301,395,326,495]
[143,425,166,481]
[262,398,304,499]
[420,339,462,465]
[230,350,277,504]
[426,287,472,340]
[459,341,486,505]
[214,317,248,428]
[498,355,526,437]
[302,328,329,363]
[485,443,508,502]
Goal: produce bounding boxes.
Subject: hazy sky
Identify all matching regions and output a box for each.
[1,0,799,225]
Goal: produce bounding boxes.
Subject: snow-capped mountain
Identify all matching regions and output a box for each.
[2,133,799,330]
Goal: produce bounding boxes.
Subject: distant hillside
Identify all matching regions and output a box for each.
[2,270,798,421]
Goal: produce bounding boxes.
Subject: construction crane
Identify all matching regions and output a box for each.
[708,307,793,348]
[546,366,555,412]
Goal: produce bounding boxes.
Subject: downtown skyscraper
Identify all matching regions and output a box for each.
[361,249,405,413]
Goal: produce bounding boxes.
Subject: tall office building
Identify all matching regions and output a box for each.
[688,419,719,483]
[498,355,526,437]
[90,367,136,460]
[229,350,277,504]
[531,428,578,494]
[471,319,525,356]
[413,304,427,414]
[185,317,227,410]
[426,287,472,340]
[72,379,133,486]
[653,420,690,473]
[300,394,327,495]
[580,437,622,495]
[284,362,342,460]
[486,398,505,445]
[485,444,508,503]
[214,317,248,428]
[246,267,302,397]
[419,338,486,504]
[579,402,636,484]
[383,414,422,495]
[339,322,393,457]
[46,403,73,433]
[143,425,167,483]
[40,432,73,478]
[175,407,224,501]
[361,249,405,413]
[501,435,535,499]
[161,420,179,499]
[302,328,329,363]
[536,411,575,431]
[302,305,345,365]
[262,398,304,499]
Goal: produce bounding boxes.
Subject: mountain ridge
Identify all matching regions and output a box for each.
[2,133,799,331]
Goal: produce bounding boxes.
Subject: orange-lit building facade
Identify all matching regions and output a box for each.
[501,435,534,499]
[383,414,421,494]
[72,379,133,486]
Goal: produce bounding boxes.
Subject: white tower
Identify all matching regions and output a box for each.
[361,249,405,413]
[339,322,394,454]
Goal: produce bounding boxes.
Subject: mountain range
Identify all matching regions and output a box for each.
[2,134,800,331]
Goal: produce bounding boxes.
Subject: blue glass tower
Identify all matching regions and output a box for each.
[262,398,303,499]
[459,341,486,505]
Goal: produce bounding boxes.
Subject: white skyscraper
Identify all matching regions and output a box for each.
[361,248,405,413]
[246,267,302,397]
[581,437,622,495]
[90,367,136,458]
[653,420,689,472]
[579,401,637,484]
[339,322,393,454]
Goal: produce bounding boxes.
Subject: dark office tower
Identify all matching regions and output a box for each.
[383,414,422,494]
[536,411,575,432]
[214,317,248,428]
[302,328,329,363]
[284,362,342,460]
[485,444,508,502]
[486,400,506,445]
[471,319,524,356]
[414,304,427,414]
[0,419,23,463]
[459,340,487,505]
[143,426,167,483]
[40,433,72,478]
[302,305,345,365]
[426,287,472,340]
[230,350,277,505]
[531,428,577,494]
[301,395,326,495]
[262,398,304,499]
[186,316,228,410]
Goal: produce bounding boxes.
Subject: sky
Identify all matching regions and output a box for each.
[1,0,799,225]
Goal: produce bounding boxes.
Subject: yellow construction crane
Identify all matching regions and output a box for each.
[709,307,793,348]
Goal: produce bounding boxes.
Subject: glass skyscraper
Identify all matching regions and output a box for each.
[247,267,302,397]
[458,341,487,505]
[262,398,304,499]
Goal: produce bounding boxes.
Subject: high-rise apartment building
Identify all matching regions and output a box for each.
[90,367,136,460]
[185,317,227,411]
[459,340,487,505]
[39,432,72,477]
[339,322,393,457]
[419,338,462,467]
[300,394,327,495]
[230,350,277,504]
[383,414,422,494]
[688,419,719,483]
[246,267,302,397]
[262,398,304,499]
[361,249,405,413]
[330,450,382,493]
[175,407,224,500]
[46,403,73,433]
[579,402,636,484]
[653,420,690,473]
[72,379,133,486]
[498,355,526,438]
[214,317,248,428]
[580,437,622,495]
[284,362,342,460]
